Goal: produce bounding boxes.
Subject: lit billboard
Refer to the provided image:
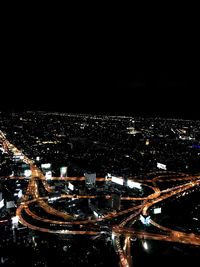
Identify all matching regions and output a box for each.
[18,190,23,198]
[0,199,4,209]
[41,163,51,169]
[127,180,141,189]
[68,182,74,191]
[153,207,162,214]
[157,162,167,170]
[24,169,32,177]
[111,176,123,186]
[11,216,19,226]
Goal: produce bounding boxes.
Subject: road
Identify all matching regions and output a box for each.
[1,130,200,267]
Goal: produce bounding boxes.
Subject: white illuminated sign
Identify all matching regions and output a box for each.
[143,241,148,250]
[41,163,51,169]
[18,190,23,198]
[111,176,123,186]
[45,171,52,179]
[24,169,32,177]
[127,180,141,189]
[49,196,60,202]
[0,199,4,209]
[112,233,115,240]
[68,182,74,191]
[93,211,98,217]
[153,207,162,214]
[157,163,167,170]
[11,216,19,228]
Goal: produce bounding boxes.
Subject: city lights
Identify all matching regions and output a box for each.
[1,112,200,266]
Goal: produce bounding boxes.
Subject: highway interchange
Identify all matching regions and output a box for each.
[1,130,200,267]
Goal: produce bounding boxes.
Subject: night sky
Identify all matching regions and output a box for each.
[1,14,198,120]
[1,70,198,120]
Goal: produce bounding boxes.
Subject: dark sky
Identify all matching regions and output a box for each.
[1,14,198,120]
[1,70,198,120]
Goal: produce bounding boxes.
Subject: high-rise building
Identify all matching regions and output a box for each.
[111,193,121,210]
[41,163,52,179]
[85,173,96,188]
[6,201,15,209]
[60,166,68,177]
